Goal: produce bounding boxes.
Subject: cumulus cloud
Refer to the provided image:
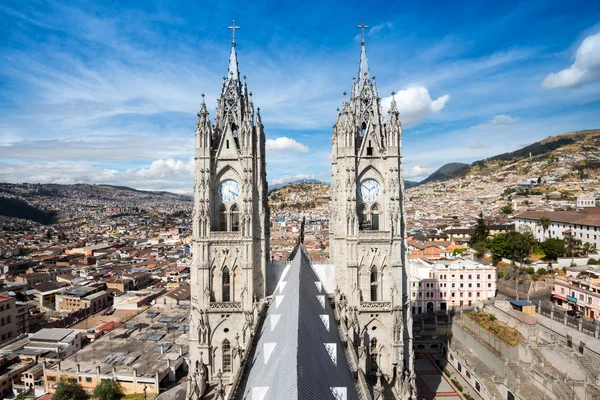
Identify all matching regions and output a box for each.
[381,86,450,126]
[543,32,600,89]
[135,158,194,178]
[490,114,519,125]
[403,165,432,180]
[265,137,309,153]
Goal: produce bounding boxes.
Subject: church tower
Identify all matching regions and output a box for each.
[188,21,269,398]
[330,22,415,398]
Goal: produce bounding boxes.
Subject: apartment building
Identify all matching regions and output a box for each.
[552,268,600,320]
[0,296,18,346]
[515,208,600,248]
[410,259,497,313]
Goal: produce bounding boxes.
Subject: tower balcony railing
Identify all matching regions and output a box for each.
[357,230,391,240]
[359,301,392,311]
[209,231,242,240]
[209,302,242,312]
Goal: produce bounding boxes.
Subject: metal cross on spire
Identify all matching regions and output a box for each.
[228,20,240,47]
[357,20,369,44]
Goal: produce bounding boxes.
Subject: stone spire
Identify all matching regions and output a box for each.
[227,20,241,84]
[357,21,370,87]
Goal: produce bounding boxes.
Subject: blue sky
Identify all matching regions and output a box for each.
[1,0,600,193]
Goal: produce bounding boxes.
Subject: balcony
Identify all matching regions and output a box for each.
[358,230,391,241]
[209,302,242,312]
[359,301,392,311]
[209,231,242,241]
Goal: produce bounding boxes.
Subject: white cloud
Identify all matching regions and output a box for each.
[404,165,432,180]
[265,137,309,153]
[381,87,450,126]
[136,158,194,178]
[490,114,519,125]
[543,32,600,89]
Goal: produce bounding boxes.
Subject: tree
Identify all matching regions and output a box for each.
[583,241,596,256]
[93,379,122,400]
[501,203,514,215]
[536,217,551,241]
[52,379,85,400]
[469,213,490,257]
[540,238,565,261]
[565,236,582,258]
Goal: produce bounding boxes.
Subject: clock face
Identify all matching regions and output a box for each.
[218,179,240,203]
[360,179,380,202]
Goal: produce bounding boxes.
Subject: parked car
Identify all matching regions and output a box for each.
[567,309,582,318]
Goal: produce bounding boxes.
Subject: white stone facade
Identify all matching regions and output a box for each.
[329,37,415,396]
[188,35,269,395]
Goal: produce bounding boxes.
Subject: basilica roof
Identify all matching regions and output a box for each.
[237,247,360,400]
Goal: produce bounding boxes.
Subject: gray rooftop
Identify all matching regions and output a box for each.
[237,247,359,400]
[29,328,75,342]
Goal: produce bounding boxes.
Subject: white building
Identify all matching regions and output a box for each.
[410,259,497,313]
[514,208,600,248]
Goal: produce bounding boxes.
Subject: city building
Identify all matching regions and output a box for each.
[552,268,600,320]
[410,259,497,313]
[44,301,188,396]
[0,296,18,346]
[25,328,83,360]
[515,208,600,248]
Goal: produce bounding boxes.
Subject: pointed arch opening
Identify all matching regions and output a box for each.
[370,337,378,375]
[222,267,231,302]
[231,204,240,232]
[222,339,232,373]
[370,266,378,301]
[358,204,368,228]
[219,204,227,231]
[361,121,366,137]
[371,204,380,231]
[231,123,238,137]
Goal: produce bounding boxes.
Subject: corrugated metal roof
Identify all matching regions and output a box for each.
[237,248,359,400]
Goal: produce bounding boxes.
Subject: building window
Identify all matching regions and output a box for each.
[371,204,380,230]
[231,204,240,232]
[219,205,227,231]
[86,377,92,383]
[370,267,378,301]
[370,337,378,375]
[476,274,480,280]
[588,297,593,304]
[222,339,232,373]
[222,267,231,302]
[488,274,491,279]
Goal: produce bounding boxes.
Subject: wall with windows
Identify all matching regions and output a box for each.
[0,297,17,346]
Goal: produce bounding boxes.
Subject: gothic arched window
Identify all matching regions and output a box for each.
[232,123,238,137]
[371,204,380,231]
[231,204,240,232]
[222,267,231,302]
[370,337,378,374]
[222,339,232,373]
[361,122,366,137]
[219,205,227,231]
[370,267,378,301]
[359,204,368,227]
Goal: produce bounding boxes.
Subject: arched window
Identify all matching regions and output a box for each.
[219,205,227,231]
[371,204,380,230]
[370,337,378,374]
[231,204,240,232]
[0,318,4,326]
[232,123,238,137]
[361,122,366,137]
[370,267,378,301]
[358,204,368,227]
[222,339,232,373]
[222,267,231,302]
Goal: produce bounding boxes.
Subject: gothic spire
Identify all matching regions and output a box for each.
[227,20,240,83]
[357,21,370,86]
